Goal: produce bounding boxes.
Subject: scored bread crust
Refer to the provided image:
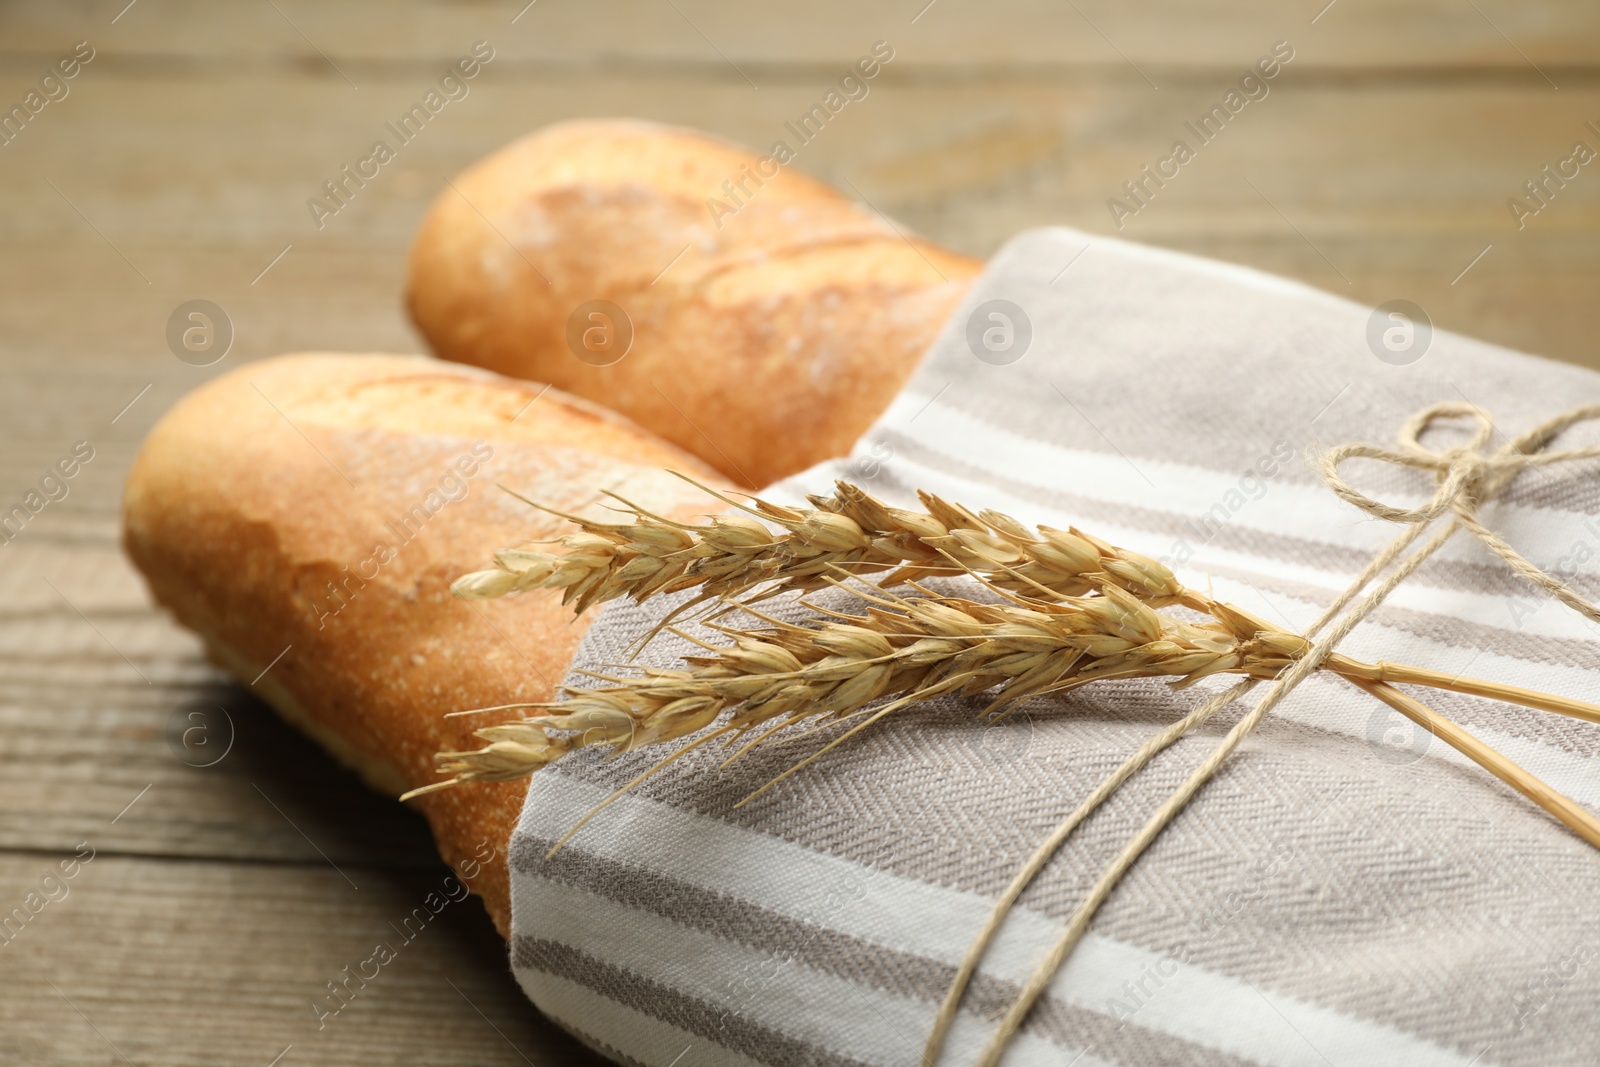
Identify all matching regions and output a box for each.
[405,118,983,489]
[122,352,732,933]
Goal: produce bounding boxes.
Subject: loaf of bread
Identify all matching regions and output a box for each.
[405,119,983,489]
[122,352,731,932]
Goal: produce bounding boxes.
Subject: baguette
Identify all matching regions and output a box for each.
[122,352,731,932]
[405,118,982,488]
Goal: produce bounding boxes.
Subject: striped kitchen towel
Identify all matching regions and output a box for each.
[508,228,1600,1066]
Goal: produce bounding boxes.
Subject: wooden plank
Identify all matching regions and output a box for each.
[2,0,1599,69]
[0,539,450,868]
[0,852,608,1065]
[0,74,1593,366]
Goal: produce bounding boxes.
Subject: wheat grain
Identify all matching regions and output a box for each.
[450,477,1185,616]
[411,568,1314,796]
[409,480,1600,800]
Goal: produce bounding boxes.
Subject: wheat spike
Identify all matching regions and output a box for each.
[406,480,1600,800]
[450,477,1184,616]
[411,567,1311,796]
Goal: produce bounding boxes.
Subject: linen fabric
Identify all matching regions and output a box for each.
[508,228,1600,1067]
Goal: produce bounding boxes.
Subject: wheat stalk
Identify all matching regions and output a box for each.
[416,478,1233,801]
[451,476,1185,614]
[411,482,1600,844]
[413,574,1316,852]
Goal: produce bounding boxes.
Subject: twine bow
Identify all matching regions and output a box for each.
[940,401,1600,1066]
[1320,400,1600,627]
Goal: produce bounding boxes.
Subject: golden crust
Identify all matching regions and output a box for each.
[121,352,731,933]
[405,118,983,488]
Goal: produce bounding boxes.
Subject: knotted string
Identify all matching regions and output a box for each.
[921,402,1600,1066]
[1321,401,1600,626]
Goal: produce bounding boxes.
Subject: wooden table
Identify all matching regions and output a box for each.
[2,2,1596,1063]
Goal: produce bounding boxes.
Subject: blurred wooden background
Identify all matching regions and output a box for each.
[1,0,1597,1063]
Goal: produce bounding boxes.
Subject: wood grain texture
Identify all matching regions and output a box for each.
[0,0,1597,1062]
[0,854,603,1065]
[3,0,1599,67]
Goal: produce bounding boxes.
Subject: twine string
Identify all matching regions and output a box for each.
[1321,401,1600,624]
[920,506,1441,1061]
[922,401,1600,1066]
